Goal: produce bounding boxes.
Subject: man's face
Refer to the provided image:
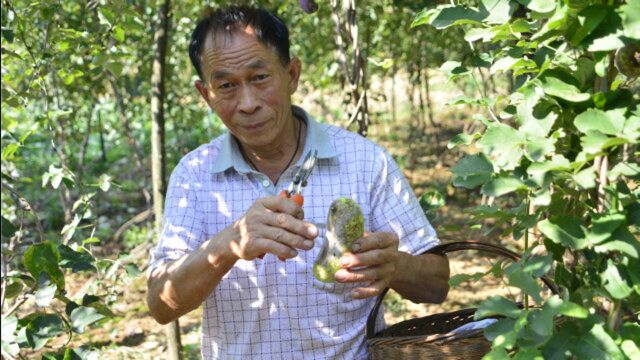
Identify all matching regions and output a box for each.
[195,27,300,148]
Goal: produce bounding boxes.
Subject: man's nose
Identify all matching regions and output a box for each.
[237,85,260,114]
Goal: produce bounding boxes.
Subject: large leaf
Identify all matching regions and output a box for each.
[527,155,571,186]
[517,0,556,14]
[620,0,640,39]
[569,6,608,46]
[58,244,96,272]
[451,154,494,188]
[574,108,624,136]
[570,324,624,360]
[475,296,522,319]
[26,314,65,351]
[480,0,516,25]
[477,123,524,171]
[429,6,486,29]
[70,306,105,333]
[1,216,17,238]
[507,266,543,303]
[538,217,588,250]
[529,295,562,337]
[587,212,626,244]
[481,175,528,197]
[601,259,633,299]
[541,77,590,102]
[23,241,64,289]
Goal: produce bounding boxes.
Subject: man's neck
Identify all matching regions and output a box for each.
[239,115,307,184]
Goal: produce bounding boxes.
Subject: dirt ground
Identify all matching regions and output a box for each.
[20,75,528,359]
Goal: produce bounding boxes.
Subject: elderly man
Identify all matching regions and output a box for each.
[147,5,449,359]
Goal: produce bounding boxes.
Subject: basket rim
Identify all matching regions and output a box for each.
[366,240,559,340]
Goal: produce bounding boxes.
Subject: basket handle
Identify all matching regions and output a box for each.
[365,240,559,339]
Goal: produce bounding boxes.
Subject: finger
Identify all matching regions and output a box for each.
[265,212,318,240]
[339,249,393,268]
[351,279,389,299]
[264,225,315,250]
[350,232,398,253]
[334,264,393,283]
[255,238,298,260]
[259,196,304,219]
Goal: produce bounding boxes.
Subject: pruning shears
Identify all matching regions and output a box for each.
[258,150,318,261]
[279,149,318,207]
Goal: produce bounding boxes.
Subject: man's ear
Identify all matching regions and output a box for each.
[287,57,302,94]
[195,80,211,104]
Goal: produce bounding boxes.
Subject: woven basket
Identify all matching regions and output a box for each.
[366,240,558,360]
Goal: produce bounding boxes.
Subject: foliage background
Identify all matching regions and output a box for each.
[1,0,638,359]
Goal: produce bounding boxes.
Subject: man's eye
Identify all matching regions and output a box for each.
[253,74,269,81]
[218,83,234,89]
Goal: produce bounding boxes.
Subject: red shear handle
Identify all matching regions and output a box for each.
[280,190,304,207]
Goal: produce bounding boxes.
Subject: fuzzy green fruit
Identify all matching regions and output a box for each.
[313,198,364,283]
[615,44,640,78]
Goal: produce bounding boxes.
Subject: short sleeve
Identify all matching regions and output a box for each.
[368,149,438,255]
[148,161,207,273]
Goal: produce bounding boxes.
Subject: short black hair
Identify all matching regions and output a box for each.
[188,6,291,80]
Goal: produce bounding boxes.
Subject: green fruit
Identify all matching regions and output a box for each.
[615,44,640,78]
[313,198,364,283]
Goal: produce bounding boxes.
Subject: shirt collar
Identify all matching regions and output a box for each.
[211,105,337,174]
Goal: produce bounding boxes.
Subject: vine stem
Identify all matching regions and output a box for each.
[470,70,499,122]
[524,196,530,311]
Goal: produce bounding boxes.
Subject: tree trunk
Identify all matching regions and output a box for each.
[150,1,181,359]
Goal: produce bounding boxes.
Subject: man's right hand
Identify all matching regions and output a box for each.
[225,196,318,260]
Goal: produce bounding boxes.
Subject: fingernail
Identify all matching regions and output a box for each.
[308,225,318,237]
[351,243,361,252]
[335,271,345,281]
[340,257,350,266]
[350,290,359,299]
[303,240,313,249]
[289,249,298,257]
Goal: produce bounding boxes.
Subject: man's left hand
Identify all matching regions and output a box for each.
[334,232,399,299]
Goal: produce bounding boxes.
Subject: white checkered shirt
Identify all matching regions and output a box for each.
[149,106,439,359]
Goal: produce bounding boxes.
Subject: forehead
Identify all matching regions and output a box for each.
[201,27,280,75]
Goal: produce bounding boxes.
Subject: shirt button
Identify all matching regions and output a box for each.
[262,179,270,187]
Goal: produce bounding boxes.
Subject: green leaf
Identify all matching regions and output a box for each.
[112,25,125,42]
[490,56,519,74]
[570,324,624,360]
[58,244,96,272]
[541,77,590,102]
[507,266,542,303]
[481,0,516,25]
[518,0,556,14]
[588,32,625,52]
[449,272,485,286]
[569,6,608,46]
[608,162,640,182]
[524,136,556,162]
[70,306,105,333]
[587,212,626,244]
[411,8,441,28]
[621,340,640,360]
[527,155,571,185]
[35,274,57,308]
[620,0,640,39]
[477,123,524,171]
[481,175,528,197]
[23,241,64,289]
[559,301,588,318]
[26,314,64,350]
[573,166,597,189]
[98,174,111,192]
[451,154,494,188]
[538,217,588,250]
[1,216,17,238]
[1,316,18,342]
[522,254,553,277]
[574,109,623,136]
[429,6,486,29]
[475,296,522,319]
[529,295,562,337]
[601,259,633,299]
[447,132,480,149]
